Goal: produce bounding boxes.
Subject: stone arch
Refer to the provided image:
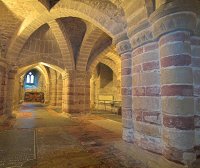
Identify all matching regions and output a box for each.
[145,0,156,16]
[6,0,126,64]
[17,56,66,72]
[17,23,71,70]
[14,63,50,107]
[17,64,49,86]
[100,59,120,78]
[76,26,103,71]
[48,20,75,69]
[88,47,120,75]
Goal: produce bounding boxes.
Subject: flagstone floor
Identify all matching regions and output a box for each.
[0,103,147,168]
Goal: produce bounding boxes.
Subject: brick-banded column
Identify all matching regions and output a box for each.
[56,76,63,107]
[0,66,6,115]
[49,70,57,106]
[160,31,195,164]
[6,70,17,117]
[62,72,74,113]
[74,71,90,114]
[62,71,90,114]
[90,75,96,109]
[191,36,200,158]
[132,42,162,154]
[116,37,134,142]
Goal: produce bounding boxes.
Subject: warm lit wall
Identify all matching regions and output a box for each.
[91,63,121,109]
[49,68,63,107]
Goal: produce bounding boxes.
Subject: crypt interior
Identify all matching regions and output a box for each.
[0,0,200,167]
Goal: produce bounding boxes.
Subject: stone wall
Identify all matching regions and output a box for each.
[91,63,121,109]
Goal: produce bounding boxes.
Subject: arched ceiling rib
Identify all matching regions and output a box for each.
[48,20,75,69]
[5,0,126,64]
[1,0,154,73]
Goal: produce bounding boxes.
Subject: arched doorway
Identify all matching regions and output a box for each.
[22,69,45,103]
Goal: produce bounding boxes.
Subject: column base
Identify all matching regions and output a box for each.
[114,141,198,168]
[0,114,8,126]
[122,127,134,143]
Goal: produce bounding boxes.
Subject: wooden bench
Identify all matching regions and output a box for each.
[97,95,113,110]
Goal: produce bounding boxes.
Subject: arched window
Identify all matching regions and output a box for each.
[26,72,35,84]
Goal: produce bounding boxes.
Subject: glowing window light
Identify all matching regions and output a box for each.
[26,72,35,84]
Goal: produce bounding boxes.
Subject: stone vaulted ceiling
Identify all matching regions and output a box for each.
[0,0,153,70]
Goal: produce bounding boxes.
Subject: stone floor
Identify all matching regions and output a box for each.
[0,103,148,168]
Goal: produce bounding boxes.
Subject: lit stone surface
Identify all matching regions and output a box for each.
[0,0,200,167]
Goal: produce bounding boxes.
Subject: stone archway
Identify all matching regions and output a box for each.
[15,63,50,107]
[6,0,126,65]
[1,0,200,166]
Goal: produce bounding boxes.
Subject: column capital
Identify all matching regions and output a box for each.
[113,31,129,45]
[127,1,200,49]
[116,39,132,55]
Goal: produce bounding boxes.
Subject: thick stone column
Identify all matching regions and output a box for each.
[56,75,63,107]
[160,31,195,164]
[62,70,90,114]
[132,42,162,154]
[90,75,96,109]
[123,0,200,165]
[115,34,134,142]
[49,70,57,106]
[191,36,200,158]
[6,69,17,117]
[0,66,6,115]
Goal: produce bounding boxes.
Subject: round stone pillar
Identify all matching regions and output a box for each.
[191,36,200,159]
[62,70,91,114]
[0,65,6,115]
[6,69,17,117]
[49,70,57,106]
[56,75,63,107]
[159,31,195,164]
[62,72,74,113]
[115,33,134,142]
[90,75,96,110]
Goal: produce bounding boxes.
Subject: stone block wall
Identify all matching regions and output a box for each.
[91,63,121,110]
